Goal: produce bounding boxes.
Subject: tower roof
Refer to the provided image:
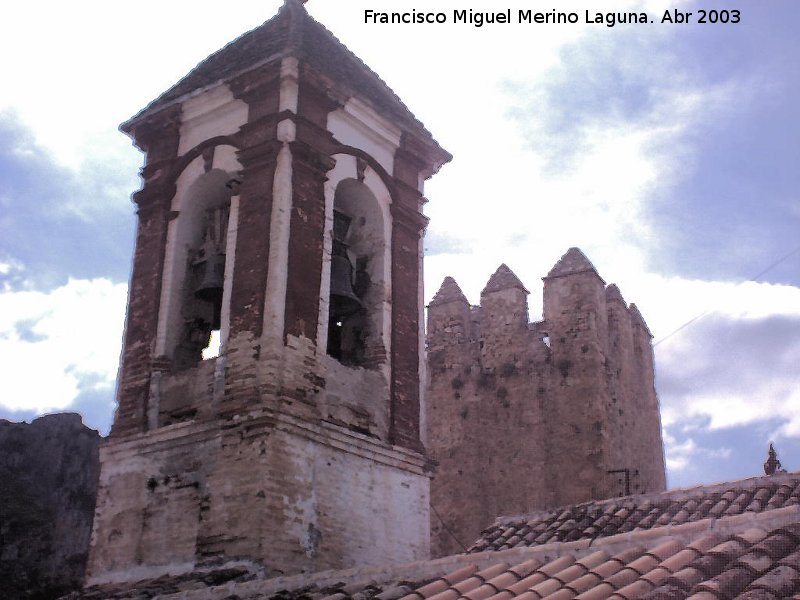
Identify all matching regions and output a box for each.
[605,283,626,305]
[545,247,603,281]
[481,264,529,296]
[429,277,469,307]
[122,0,447,161]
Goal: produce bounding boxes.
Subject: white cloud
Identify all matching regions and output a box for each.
[664,433,697,472]
[0,277,127,413]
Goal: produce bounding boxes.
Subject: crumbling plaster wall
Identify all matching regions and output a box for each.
[426,250,666,557]
[87,412,429,586]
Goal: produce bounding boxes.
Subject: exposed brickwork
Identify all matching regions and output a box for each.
[89,0,449,586]
[390,200,427,452]
[284,141,334,341]
[229,137,280,338]
[427,249,666,557]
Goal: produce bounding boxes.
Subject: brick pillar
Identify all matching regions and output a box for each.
[389,199,427,452]
[112,109,180,437]
[227,136,281,338]
[283,140,335,341]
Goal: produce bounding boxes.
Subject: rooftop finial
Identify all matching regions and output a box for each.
[764,442,785,475]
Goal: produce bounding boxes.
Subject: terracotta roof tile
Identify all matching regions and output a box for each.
[412,565,479,599]
[666,566,708,591]
[182,477,800,600]
[540,557,578,577]
[691,553,731,578]
[746,563,800,597]
[608,577,654,599]
[590,556,636,581]
[781,550,800,571]
[781,523,800,541]
[604,567,640,590]
[684,592,720,600]
[707,538,750,562]
[471,475,800,554]
[752,532,797,559]
[574,583,615,600]
[541,589,577,600]
[734,528,770,546]
[510,560,546,580]
[626,555,659,576]
[694,565,753,597]
[639,583,690,600]
[639,567,671,587]
[659,548,701,574]
[564,572,603,595]
[687,534,725,554]
[737,591,780,600]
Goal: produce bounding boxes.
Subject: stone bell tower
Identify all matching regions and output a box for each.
[87,0,449,585]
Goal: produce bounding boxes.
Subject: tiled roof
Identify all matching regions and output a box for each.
[69,474,800,600]
[469,476,800,553]
[378,524,800,600]
[124,0,437,144]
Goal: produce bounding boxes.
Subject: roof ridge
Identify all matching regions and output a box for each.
[123,3,440,147]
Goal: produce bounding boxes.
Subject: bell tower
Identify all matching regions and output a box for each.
[88,0,449,585]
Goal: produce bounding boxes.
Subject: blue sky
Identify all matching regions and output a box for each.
[0,0,798,491]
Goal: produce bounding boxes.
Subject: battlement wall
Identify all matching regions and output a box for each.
[426,248,666,556]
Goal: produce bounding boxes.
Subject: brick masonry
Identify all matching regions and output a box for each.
[88,1,450,585]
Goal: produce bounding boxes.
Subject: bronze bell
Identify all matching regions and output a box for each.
[195,253,225,305]
[330,253,363,318]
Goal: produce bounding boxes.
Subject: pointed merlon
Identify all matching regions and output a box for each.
[481,264,529,296]
[429,276,469,307]
[605,284,626,305]
[629,303,653,337]
[545,247,604,283]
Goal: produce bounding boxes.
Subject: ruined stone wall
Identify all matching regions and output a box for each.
[427,249,666,556]
[0,413,100,599]
[426,272,550,555]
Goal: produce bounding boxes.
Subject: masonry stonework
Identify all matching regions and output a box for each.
[427,249,667,556]
[0,414,100,599]
[88,0,449,585]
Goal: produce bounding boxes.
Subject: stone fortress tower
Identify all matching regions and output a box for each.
[87,0,450,585]
[426,249,667,556]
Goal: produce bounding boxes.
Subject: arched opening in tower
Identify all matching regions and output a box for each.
[326,178,387,368]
